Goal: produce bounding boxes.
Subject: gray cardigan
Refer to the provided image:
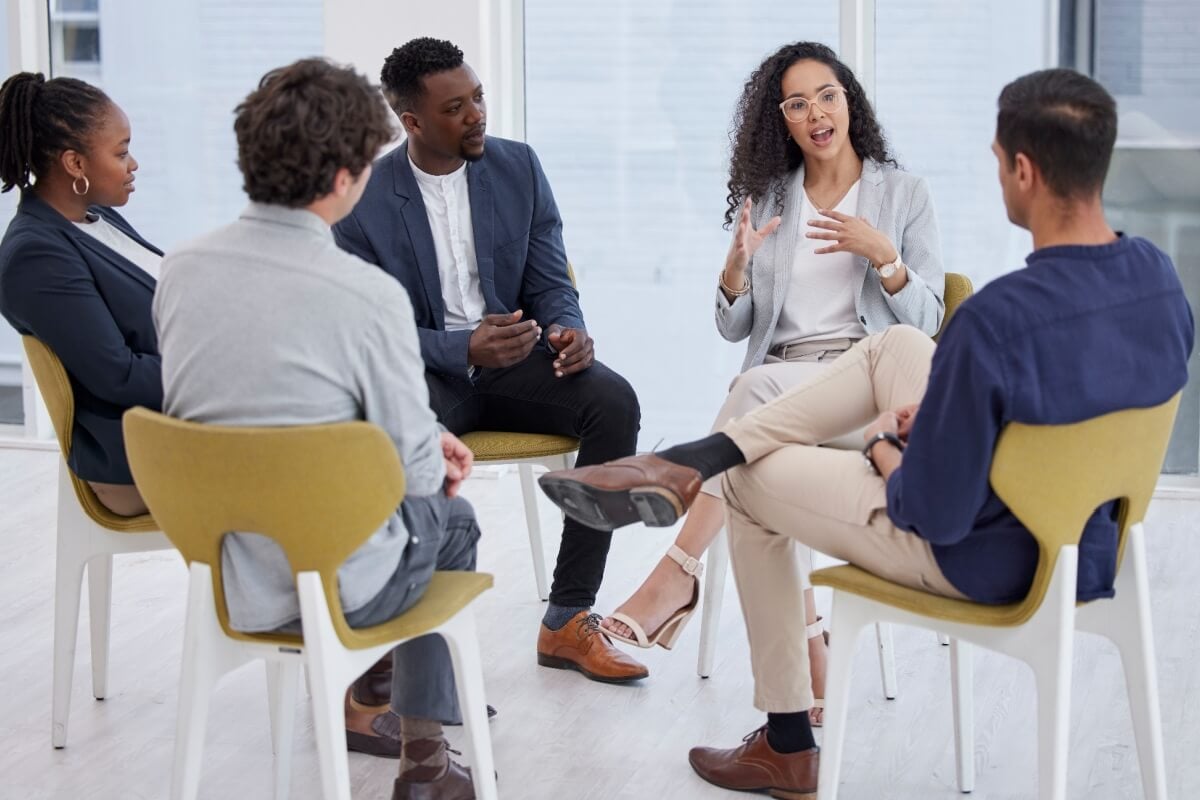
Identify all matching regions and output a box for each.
[154,204,445,632]
[716,159,945,371]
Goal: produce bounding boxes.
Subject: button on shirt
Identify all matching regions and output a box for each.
[410,155,486,332]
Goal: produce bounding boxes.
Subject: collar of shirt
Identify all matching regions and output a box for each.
[409,153,468,187]
[239,202,334,241]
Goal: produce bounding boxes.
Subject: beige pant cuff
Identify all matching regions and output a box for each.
[753,688,816,715]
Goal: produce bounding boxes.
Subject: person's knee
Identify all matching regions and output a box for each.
[442,495,481,566]
[727,365,784,410]
[878,323,930,352]
[588,367,641,431]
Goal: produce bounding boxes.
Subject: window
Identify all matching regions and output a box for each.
[525,0,839,446]
[874,0,1047,290]
[46,0,325,249]
[1088,0,1200,474]
[50,0,101,78]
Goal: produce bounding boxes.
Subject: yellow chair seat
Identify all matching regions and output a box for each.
[811,564,1032,628]
[460,430,579,461]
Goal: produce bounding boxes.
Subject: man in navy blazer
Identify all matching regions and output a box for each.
[334,38,647,685]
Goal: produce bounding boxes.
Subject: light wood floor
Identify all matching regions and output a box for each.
[0,446,1197,800]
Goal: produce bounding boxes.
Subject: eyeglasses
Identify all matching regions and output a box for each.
[779,86,847,123]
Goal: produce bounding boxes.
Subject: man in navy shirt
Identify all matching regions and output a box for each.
[537,69,1193,797]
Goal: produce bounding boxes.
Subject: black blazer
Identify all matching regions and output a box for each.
[334,137,584,379]
[0,192,162,484]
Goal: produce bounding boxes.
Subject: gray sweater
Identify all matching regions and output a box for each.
[153,204,444,632]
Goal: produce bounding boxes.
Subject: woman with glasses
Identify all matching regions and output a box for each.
[602,41,944,725]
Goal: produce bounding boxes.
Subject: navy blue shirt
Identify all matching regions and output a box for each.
[887,235,1193,604]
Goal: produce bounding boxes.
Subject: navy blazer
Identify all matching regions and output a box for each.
[0,192,162,484]
[334,137,584,378]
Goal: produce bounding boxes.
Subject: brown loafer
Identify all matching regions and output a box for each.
[538,453,702,530]
[345,689,401,758]
[688,726,818,799]
[536,611,649,684]
[392,759,476,800]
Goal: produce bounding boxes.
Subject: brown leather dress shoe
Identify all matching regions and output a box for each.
[345,688,402,758]
[392,759,475,800]
[536,611,649,684]
[538,453,702,530]
[688,726,818,799]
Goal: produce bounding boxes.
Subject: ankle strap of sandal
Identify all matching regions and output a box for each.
[666,544,704,578]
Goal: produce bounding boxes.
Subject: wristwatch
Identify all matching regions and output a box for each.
[878,253,903,280]
[862,431,904,474]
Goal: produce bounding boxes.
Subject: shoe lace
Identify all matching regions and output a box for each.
[742,724,768,745]
[577,612,605,640]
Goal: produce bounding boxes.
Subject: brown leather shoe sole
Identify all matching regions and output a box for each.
[536,652,649,684]
[687,751,816,799]
[537,476,684,530]
[347,728,402,758]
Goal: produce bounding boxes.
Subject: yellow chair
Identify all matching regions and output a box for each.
[122,408,497,800]
[461,262,582,601]
[935,271,974,341]
[696,272,977,679]
[813,394,1180,800]
[21,336,172,749]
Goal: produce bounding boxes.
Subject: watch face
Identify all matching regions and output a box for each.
[879,262,897,279]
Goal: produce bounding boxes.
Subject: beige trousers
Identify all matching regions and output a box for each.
[704,338,860,593]
[720,325,966,713]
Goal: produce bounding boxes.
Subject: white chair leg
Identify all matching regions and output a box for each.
[1081,526,1167,800]
[938,632,951,646]
[818,592,872,800]
[1031,619,1075,800]
[171,565,225,800]
[697,527,729,678]
[299,573,354,800]
[51,508,88,748]
[441,611,499,800]
[87,553,114,700]
[950,639,975,793]
[876,622,898,700]
[266,660,300,800]
[518,463,551,602]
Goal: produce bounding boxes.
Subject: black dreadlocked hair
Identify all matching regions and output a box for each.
[380,37,465,114]
[725,42,896,228]
[0,72,111,193]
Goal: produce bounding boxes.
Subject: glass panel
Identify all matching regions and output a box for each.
[0,9,21,423]
[1097,0,1200,474]
[58,0,100,11]
[525,0,839,446]
[875,0,1047,290]
[45,0,324,248]
[59,23,100,63]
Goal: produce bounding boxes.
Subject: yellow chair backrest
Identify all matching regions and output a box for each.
[988,392,1180,621]
[935,272,974,342]
[122,407,406,645]
[22,335,156,531]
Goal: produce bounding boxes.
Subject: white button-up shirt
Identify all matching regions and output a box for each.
[410,155,486,332]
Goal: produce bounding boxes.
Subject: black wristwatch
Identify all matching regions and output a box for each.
[862,431,904,474]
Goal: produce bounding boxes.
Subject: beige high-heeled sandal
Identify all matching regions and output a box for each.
[607,545,703,650]
[807,616,829,727]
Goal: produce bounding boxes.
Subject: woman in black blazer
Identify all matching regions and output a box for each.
[0,72,162,516]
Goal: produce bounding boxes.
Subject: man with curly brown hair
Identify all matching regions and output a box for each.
[155,58,485,799]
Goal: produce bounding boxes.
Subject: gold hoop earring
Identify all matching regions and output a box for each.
[72,175,90,196]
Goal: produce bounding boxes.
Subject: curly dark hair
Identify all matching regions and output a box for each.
[234,58,394,207]
[0,72,111,193]
[380,37,465,114]
[725,42,896,228]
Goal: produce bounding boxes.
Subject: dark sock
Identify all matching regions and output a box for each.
[766,711,817,754]
[542,603,589,631]
[658,433,746,481]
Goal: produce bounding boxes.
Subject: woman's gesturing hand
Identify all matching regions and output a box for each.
[806,208,898,266]
[726,197,782,275]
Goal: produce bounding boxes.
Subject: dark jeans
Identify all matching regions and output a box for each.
[347,493,481,724]
[426,348,641,608]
